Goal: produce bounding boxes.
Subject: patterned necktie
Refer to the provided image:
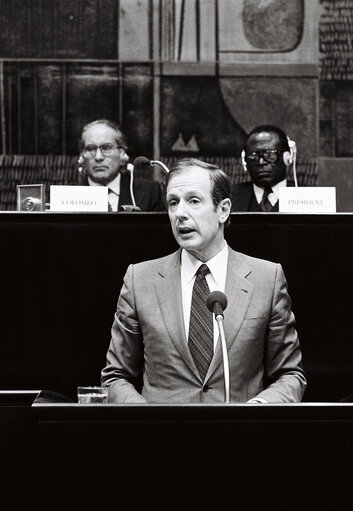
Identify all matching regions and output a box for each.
[108,188,119,212]
[188,264,213,380]
[260,187,273,212]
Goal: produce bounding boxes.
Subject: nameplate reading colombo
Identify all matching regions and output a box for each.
[50,186,108,212]
[279,187,336,213]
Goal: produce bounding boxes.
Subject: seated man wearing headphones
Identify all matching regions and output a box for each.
[77,119,165,212]
[232,124,297,212]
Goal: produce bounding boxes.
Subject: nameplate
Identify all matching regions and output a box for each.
[279,187,336,213]
[50,186,108,212]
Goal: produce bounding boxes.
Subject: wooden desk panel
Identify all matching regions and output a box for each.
[33,403,353,511]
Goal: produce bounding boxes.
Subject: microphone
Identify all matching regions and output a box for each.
[206,291,228,318]
[133,156,170,174]
[289,139,298,187]
[206,291,230,403]
[120,162,140,211]
[119,205,141,212]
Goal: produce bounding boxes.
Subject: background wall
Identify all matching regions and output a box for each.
[0,0,351,209]
[318,0,353,210]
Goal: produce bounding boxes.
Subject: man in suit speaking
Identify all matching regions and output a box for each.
[101,158,306,403]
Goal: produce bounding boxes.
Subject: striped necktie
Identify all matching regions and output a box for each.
[188,264,213,380]
[260,187,273,212]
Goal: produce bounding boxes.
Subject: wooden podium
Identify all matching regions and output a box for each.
[32,403,353,511]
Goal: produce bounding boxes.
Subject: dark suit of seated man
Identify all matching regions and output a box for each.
[78,119,165,212]
[232,125,296,212]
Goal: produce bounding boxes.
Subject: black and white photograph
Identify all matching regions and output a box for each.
[0,1,352,510]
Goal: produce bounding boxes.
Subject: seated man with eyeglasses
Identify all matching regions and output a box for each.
[232,125,296,212]
[77,119,165,212]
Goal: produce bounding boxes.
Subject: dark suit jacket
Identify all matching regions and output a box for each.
[101,247,306,404]
[78,171,165,211]
[231,181,295,212]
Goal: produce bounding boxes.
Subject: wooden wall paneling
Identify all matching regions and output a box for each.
[320,0,353,81]
[320,81,336,157]
[4,63,70,156]
[122,64,154,160]
[160,0,175,61]
[19,63,37,155]
[161,75,247,157]
[37,64,64,155]
[5,62,20,154]
[218,76,318,157]
[65,64,120,155]
[0,0,118,59]
[335,82,353,157]
[199,0,216,62]
[159,0,216,62]
[0,61,5,154]
[178,0,198,61]
[118,0,151,61]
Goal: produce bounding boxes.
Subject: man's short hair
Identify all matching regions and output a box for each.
[245,124,290,152]
[79,119,127,151]
[164,157,232,226]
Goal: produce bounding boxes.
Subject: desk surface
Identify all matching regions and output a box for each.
[32,402,353,421]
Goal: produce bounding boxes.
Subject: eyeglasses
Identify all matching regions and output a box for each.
[245,149,283,164]
[82,144,119,158]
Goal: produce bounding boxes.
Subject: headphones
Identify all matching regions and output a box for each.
[241,136,296,172]
[77,154,84,174]
[120,149,129,164]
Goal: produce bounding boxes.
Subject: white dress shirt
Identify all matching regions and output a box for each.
[253,178,287,207]
[180,242,228,349]
[88,173,121,211]
[181,243,267,404]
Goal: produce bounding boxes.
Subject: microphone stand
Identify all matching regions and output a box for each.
[150,160,170,174]
[215,313,230,403]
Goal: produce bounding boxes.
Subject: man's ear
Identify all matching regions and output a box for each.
[218,198,232,224]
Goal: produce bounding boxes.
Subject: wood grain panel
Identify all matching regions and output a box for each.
[65,64,120,154]
[118,0,151,61]
[0,0,118,58]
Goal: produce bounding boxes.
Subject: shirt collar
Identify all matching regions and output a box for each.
[253,178,287,204]
[88,172,121,195]
[181,242,228,285]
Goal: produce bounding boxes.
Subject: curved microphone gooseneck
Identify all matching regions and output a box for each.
[133,156,170,174]
[288,139,298,187]
[127,162,137,209]
[206,291,230,403]
[119,162,141,211]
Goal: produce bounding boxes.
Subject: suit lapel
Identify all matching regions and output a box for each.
[155,250,201,379]
[155,248,254,383]
[205,249,254,381]
[233,183,261,212]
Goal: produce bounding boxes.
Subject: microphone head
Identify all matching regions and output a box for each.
[119,205,141,212]
[206,291,228,315]
[132,156,152,170]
